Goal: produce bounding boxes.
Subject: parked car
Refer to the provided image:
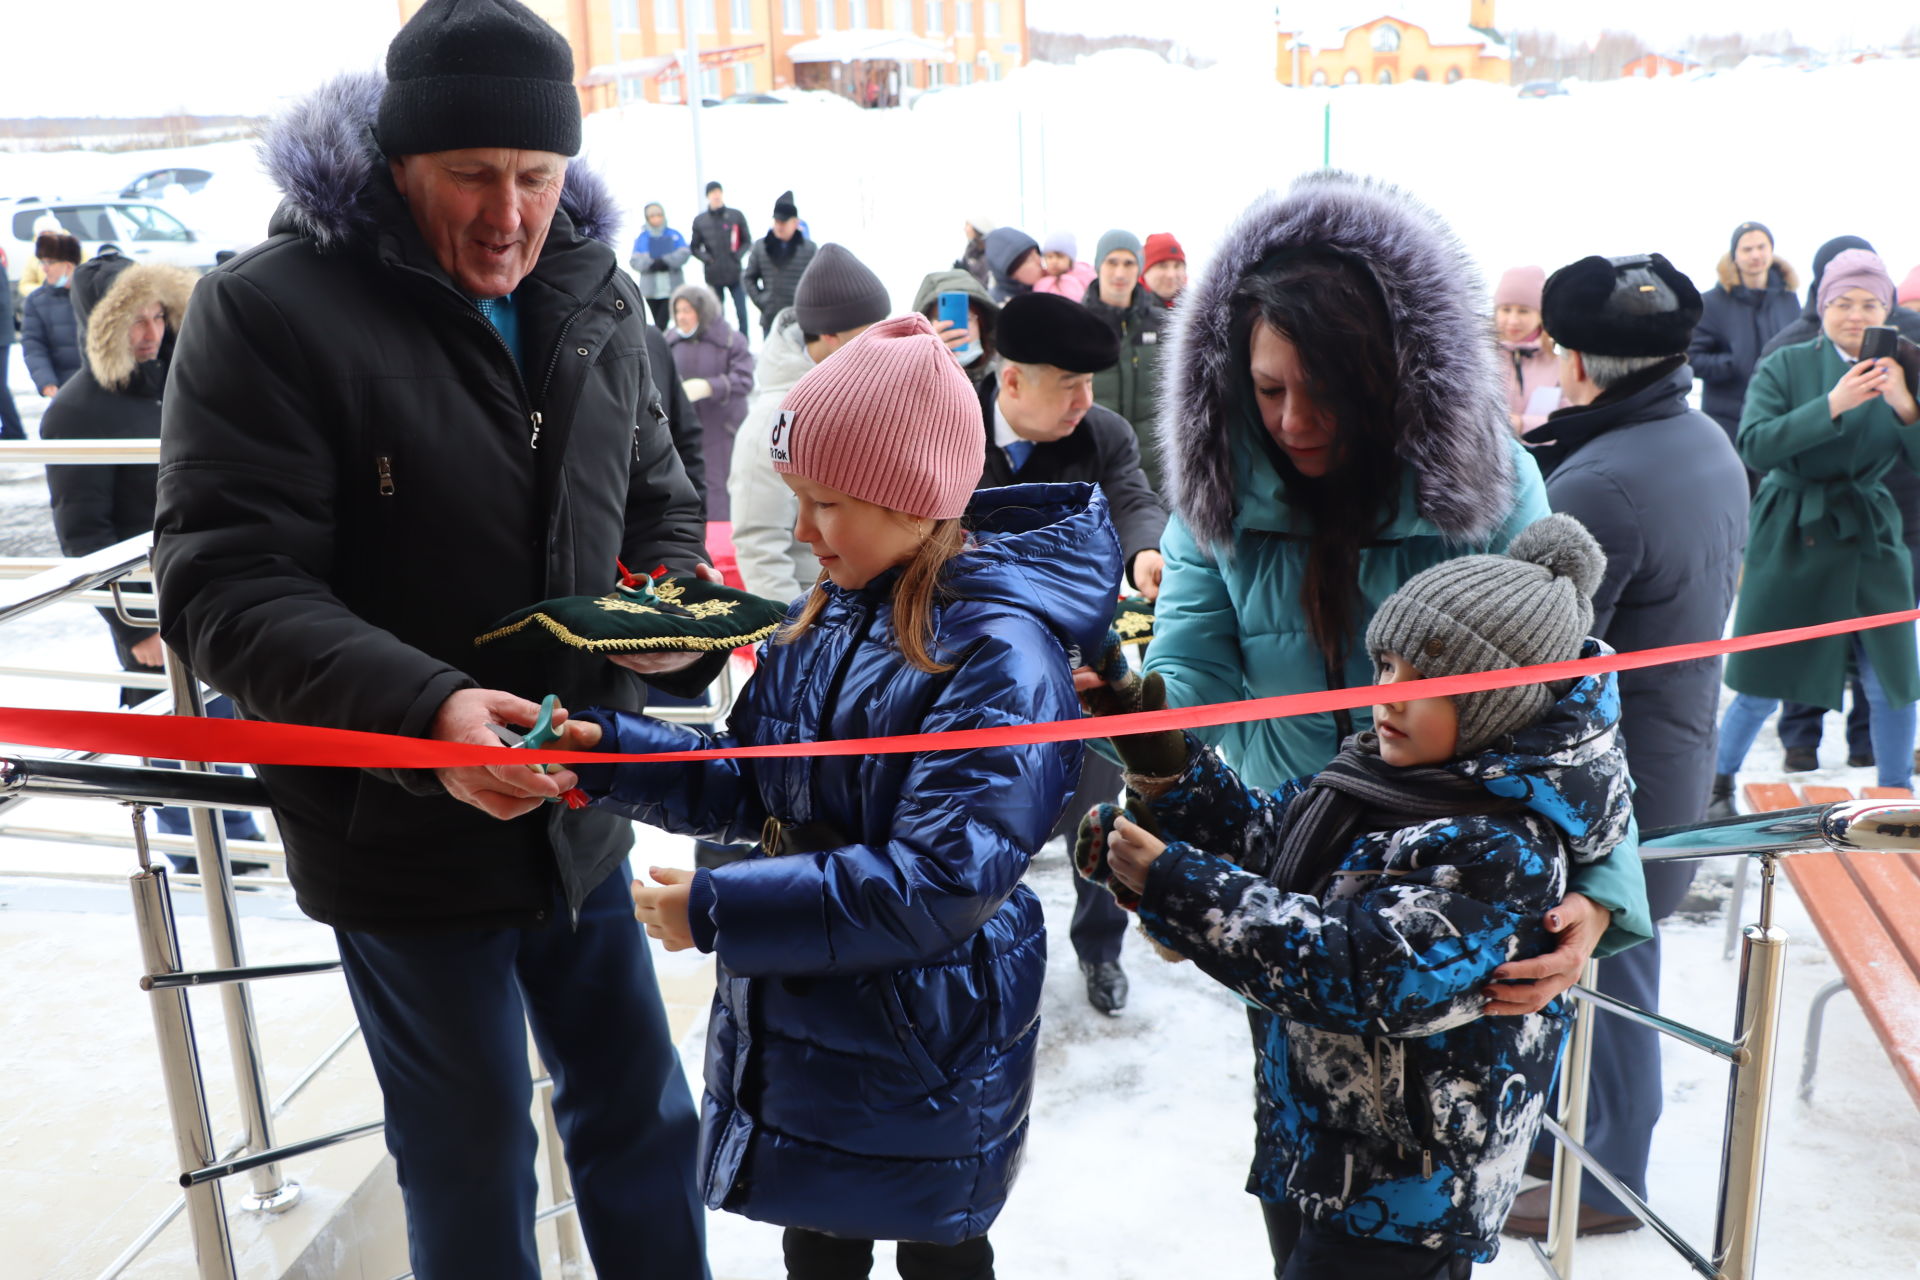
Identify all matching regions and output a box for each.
[1517,80,1568,98]
[714,93,786,106]
[119,167,214,199]
[5,197,231,274]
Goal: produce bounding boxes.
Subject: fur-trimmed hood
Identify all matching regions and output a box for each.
[85,263,196,393]
[1160,172,1516,554]
[1715,253,1800,294]
[258,69,622,255]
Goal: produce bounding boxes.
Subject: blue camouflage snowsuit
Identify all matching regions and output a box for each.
[1131,648,1634,1261]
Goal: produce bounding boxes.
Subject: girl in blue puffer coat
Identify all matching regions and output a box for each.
[1081,516,1634,1278]
[564,313,1121,1279]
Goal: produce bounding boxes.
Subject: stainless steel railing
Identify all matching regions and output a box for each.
[1528,801,1919,1280]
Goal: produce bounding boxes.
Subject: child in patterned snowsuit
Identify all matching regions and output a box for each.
[1080,514,1637,1278]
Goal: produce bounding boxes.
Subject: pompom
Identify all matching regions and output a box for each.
[1507,513,1605,600]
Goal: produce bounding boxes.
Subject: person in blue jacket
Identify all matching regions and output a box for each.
[1127,171,1649,1275]
[22,231,84,397]
[630,200,691,329]
[1084,516,1634,1277]
[563,313,1120,1280]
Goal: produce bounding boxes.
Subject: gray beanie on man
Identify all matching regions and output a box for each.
[1095,229,1142,268]
[1364,514,1606,755]
[793,243,891,336]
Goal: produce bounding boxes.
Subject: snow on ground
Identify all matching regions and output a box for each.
[6,49,1920,1277]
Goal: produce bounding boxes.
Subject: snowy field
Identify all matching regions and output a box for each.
[7,49,1920,1278]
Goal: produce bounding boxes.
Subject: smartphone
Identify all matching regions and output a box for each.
[937,291,976,358]
[1859,325,1900,363]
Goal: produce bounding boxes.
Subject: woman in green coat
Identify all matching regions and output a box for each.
[1715,248,1920,795]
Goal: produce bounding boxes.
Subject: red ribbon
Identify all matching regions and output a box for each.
[3,608,1916,769]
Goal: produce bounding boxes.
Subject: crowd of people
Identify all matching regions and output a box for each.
[8,1,1920,1277]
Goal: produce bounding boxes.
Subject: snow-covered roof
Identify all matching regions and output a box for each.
[786,28,950,65]
[1282,5,1511,59]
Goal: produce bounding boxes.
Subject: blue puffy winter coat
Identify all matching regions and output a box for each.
[22,281,82,392]
[1133,648,1635,1261]
[576,482,1120,1246]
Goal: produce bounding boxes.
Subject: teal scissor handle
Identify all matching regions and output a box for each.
[520,694,564,771]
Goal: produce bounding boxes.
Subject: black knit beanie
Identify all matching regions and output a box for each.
[1728,221,1773,258]
[773,190,799,220]
[378,0,582,158]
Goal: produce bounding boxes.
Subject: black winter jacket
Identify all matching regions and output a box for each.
[745,232,817,334]
[1524,359,1749,829]
[22,282,82,392]
[1081,282,1168,488]
[689,204,750,288]
[975,372,1165,587]
[151,71,713,933]
[1689,258,1801,438]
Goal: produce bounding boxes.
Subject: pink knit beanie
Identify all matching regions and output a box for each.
[1818,248,1896,313]
[772,313,985,520]
[1495,265,1546,310]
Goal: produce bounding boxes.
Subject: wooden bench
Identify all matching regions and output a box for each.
[1738,782,1920,1108]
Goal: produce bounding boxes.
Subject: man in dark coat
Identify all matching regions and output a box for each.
[986,291,1168,1012]
[1082,229,1168,489]
[744,189,817,336]
[0,249,24,440]
[688,179,750,334]
[150,5,711,1275]
[1509,253,1749,1240]
[22,231,84,396]
[1688,221,1800,450]
[1761,233,1920,772]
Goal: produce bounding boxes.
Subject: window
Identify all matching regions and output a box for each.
[1370,22,1400,53]
[618,75,647,103]
[925,1,942,36]
[660,74,682,102]
[1309,68,1327,85]
[929,61,943,86]
[1412,66,1430,81]
[734,62,755,91]
[614,0,639,32]
[849,0,868,26]
[1341,68,1360,85]
[694,0,716,33]
[816,0,833,31]
[700,68,722,98]
[1445,65,1462,83]
[1376,67,1393,84]
[655,0,677,31]
[985,2,1000,35]
[783,0,803,33]
[989,60,1001,80]
[893,0,914,29]
[957,62,971,84]
[957,1,972,33]
[731,0,752,28]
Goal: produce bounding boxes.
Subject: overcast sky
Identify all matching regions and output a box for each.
[2,0,1912,118]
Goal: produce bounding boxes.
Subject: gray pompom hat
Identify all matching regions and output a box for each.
[1364,513,1606,754]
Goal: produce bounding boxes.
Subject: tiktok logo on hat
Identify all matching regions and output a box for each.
[770,410,795,464]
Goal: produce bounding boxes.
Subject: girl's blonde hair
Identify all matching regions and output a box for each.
[777,518,969,674]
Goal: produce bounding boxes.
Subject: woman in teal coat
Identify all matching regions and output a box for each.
[1714,248,1920,793]
[1138,172,1650,1275]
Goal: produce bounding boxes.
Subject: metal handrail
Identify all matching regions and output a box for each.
[0,438,162,465]
[0,532,153,629]
[1,756,272,810]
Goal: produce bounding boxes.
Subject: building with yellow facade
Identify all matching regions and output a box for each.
[1275,2,1511,88]
[396,1,1028,112]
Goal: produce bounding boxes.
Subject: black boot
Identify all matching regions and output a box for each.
[1782,746,1819,772]
[1081,961,1128,1015]
[1707,773,1737,820]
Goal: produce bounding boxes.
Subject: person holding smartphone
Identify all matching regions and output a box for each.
[1712,248,1920,801]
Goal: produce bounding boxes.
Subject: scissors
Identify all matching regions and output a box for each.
[488,694,591,809]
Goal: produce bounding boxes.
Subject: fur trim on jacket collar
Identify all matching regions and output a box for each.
[86,264,196,393]
[1715,253,1801,293]
[1160,172,1516,553]
[259,70,621,254]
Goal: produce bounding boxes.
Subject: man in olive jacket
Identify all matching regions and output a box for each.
[151,5,712,1276]
[1082,229,1167,490]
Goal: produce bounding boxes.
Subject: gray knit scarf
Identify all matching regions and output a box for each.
[1267,732,1513,896]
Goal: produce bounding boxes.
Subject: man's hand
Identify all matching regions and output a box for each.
[41,384,58,398]
[1830,358,1892,419]
[632,866,696,950]
[1131,550,1165,602]
[1107,812,1167,895]
[1483,891,1610,1016]
[431,687,578,821]
[129,633,166,669]
[606,563,726,676]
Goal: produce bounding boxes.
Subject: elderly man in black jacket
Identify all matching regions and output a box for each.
[983,291,1167,1012]
[151,3,711,1276]
[1511,254,1749,1240]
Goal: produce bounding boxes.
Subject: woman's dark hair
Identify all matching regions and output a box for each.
[1230,251,1402,670]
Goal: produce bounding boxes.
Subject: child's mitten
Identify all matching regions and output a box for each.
[1073,803,1142,911]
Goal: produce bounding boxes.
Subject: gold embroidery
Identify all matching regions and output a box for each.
[1114,610,1155,640]
[651,578,687,604]
[597,598,663,616]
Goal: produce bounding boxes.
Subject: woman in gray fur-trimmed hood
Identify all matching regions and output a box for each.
[1133,172,1651,1275]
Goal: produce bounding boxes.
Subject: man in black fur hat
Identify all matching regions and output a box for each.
[984,291,1167,1012]
[152,1,711,1274]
